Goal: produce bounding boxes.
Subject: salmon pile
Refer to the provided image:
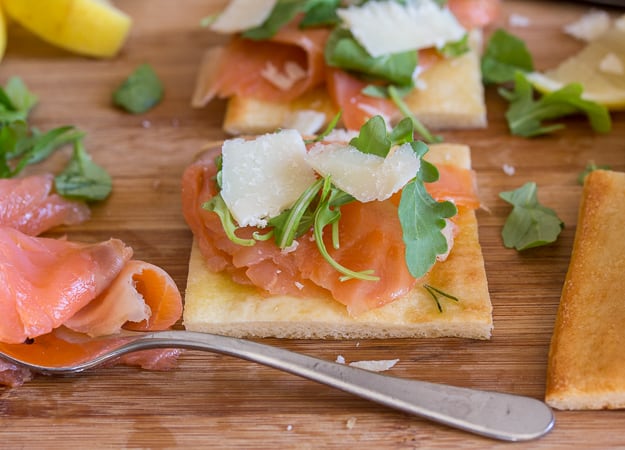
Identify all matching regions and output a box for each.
[193,0,501,130]
[0,175,183,387]
[182,144,480,316]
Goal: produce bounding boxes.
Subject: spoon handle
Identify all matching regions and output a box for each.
[131,331,554,442]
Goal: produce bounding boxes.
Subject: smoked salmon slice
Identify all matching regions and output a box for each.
[181,145,480,316]
[0,226,133,344]
[193,22,329,106]
[0,174,90,236]
[447,0,501,29]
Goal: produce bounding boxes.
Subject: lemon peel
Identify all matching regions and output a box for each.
[3,0,131,58]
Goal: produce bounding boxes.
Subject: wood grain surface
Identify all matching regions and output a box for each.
[1,1,625,448]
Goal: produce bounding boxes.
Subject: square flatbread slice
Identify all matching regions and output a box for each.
[545,170,625,410]
[183,143,492,339]
[193,32,486,136]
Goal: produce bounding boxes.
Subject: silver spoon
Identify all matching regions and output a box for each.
[0,330,554,442]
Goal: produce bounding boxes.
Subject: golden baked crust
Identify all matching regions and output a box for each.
[183,143,492,339]
[545,170,625,410]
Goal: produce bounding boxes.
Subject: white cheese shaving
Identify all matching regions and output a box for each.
[337,0,465,58]
[305,142,420,202]
[322,128,359,143]
[349,359,400,372]
[436,219,456,262]
[508,13,531,28]
[282,110,326,135]
[502,163,516,176]
[210,0,277,34]
[599,52,624,75]
[564,10,611,42]
[260,61,307,91]
[220,129,317,227]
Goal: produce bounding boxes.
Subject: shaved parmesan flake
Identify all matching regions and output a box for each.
[260,61,307,91]
[564,10,610,42]
[337,0,465,58]
[282,110,326,135]
[349,359,399,372]
[305,142,420,202]
[599,53,624,75]
[221,130,317,227]
[210,0,277,34]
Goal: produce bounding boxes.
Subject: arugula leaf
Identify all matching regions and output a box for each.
[398,141,457,278]
[242,0,302,40]
[481,29,534,84]
[499,182,564,251]
[0,77,38,123]
[348,115,415,157]
[349,115,391,156]
[500,73,611,137]
[5,126,81,178]
[325,27,417,86]
[577,161,611,185]
[113,64,164,114]
[54,138,112,201]
[312,177,378,281]
[300,0,341,27]
[203,194,256,247]
[439,33,469,59]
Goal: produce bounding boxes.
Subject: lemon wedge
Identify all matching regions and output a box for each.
[3,0,131,58]
[0,4,7,62]
[526,24,625,110]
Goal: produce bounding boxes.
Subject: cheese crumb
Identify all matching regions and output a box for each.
[508,13,531,28]
[599,53,624,75]
[335,355,346,364]
[282,110,326,135]
[502,163,516,176]
[564,10,611,41]
[349,359,400,372]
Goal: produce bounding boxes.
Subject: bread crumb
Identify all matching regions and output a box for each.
[564,10,610,41]
[142,119,152,129]
[346,417,357,429]
[286,424,293,431]
[336,354,346,364]
[508,13,530,28]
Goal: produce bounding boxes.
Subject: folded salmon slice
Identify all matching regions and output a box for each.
[0,174,90,236]
[182,146,480,315]
[193,22,329,106]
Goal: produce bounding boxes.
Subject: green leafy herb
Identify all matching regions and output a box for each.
[325,27,417,87]
[242,0,302,40]
[112,64,164,114]
[481,29,534,84]
[300,0,341,27]
[349,115,415,157]
[423,284,458,312]
[399,141,457,278]
[0,77,112,201]
[387,85,441,144]
[499,182,564,251]
[54,138,113,201]
[577,161,611,185]
[203,194,256,247]
[439,33,469,59]
[499,73,611,137]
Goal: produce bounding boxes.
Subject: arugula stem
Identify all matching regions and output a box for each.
[388,85,442,144]
[203,195,256,247]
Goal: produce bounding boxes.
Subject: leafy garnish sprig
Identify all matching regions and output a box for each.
[0,76,112,201]
[499,182,564,251]
[205,115,457,282]
[481,29,611,137]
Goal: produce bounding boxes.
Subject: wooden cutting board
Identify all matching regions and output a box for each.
[1,1,624,448]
